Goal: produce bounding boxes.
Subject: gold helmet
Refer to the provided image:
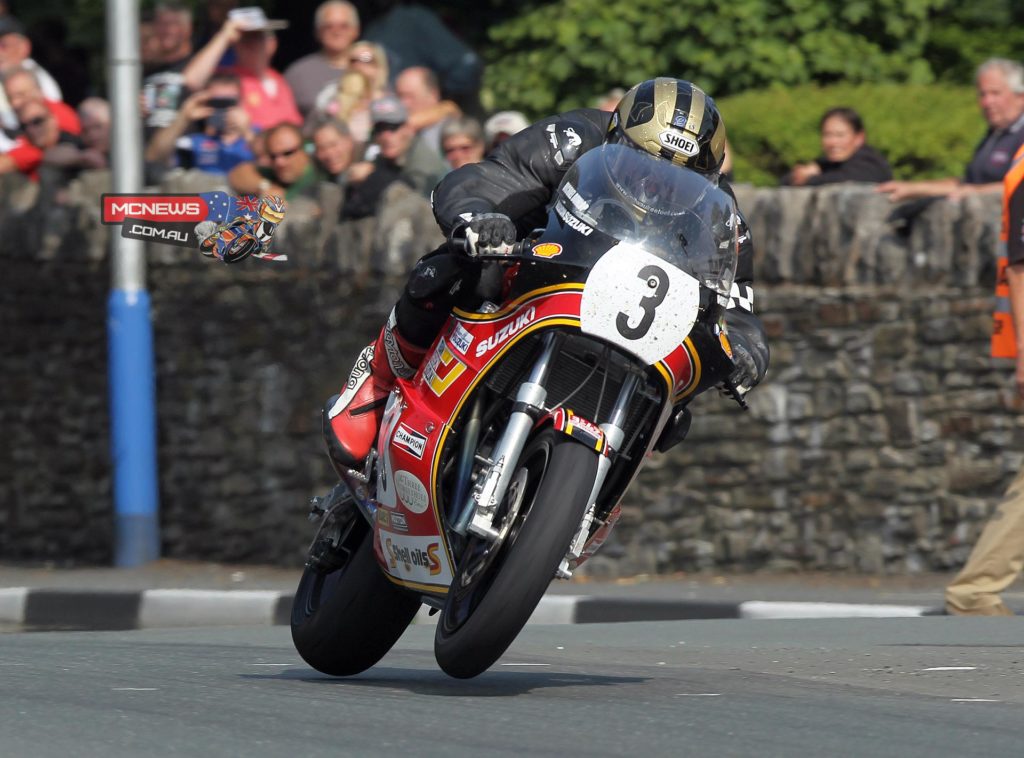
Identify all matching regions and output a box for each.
[606,78,726,176]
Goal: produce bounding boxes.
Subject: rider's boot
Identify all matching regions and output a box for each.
[323,309,429,472]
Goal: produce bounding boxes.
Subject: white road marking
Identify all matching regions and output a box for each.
[951,698,1000,702]
[740,601,928,619]
[500,663,550,667]
[249,663,291,666]
[674,693,721,697]
[922,666,977,671]
[0,588,28,624]
[139,590,281,628]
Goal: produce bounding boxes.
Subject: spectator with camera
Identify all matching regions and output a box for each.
[183,7,300,130]
[145,72,254,175]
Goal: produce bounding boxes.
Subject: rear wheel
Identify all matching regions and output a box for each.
[291,513,420,676]
[434,429,598,678]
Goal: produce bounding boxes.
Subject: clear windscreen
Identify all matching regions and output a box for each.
[551,143,739,296]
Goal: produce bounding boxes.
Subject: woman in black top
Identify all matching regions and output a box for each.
[783,107,892,186]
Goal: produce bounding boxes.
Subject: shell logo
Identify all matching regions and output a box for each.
[532,242,562,258]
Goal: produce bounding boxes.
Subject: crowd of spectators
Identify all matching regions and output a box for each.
[1,2,1022,261]
[780,58,1024,199]
[137,0,524,238]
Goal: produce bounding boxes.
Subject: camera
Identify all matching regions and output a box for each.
[205,97,238,135]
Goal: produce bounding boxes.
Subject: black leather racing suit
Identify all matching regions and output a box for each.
[392,107,769,393]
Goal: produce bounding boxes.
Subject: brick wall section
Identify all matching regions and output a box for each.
[3,174,1019,575]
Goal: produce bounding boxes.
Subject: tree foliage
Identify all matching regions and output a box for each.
[924,1,1024,83]
[483,0,950,117]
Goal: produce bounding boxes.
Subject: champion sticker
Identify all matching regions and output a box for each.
[533,242,562,258]
[392,423,427,459]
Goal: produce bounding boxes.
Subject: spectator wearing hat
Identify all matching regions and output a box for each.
[284,1,362,118]
[183,8,301,130]
[0,16,61,133]
[483,110,528,152]
[228,122,321,202]
[440,115,485,169]
[341,94,447,218]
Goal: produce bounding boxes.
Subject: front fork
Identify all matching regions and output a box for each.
[452,330,640,581]
[557,372,638,578]
[452,332,561,539]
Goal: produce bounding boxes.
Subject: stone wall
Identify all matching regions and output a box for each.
[2,173,1018,575]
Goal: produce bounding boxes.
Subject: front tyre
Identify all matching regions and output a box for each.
[434,429,598,678]
[291,517,421,676]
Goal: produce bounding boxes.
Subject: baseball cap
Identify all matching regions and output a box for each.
[370,95,408,127]
[228,7,289,32]
[0,16,27,37]
[484,111,529,144]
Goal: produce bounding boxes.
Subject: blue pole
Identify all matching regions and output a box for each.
[107,0,158,566]
[108,290,160,565]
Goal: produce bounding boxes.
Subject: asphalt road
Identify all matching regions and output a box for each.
[3,618,1023,757]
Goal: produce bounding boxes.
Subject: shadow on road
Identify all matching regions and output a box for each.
[243,665,647,696]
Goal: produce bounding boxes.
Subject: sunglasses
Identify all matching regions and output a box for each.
[22,115,49,129]
[269,145,302,160]
[350,53,376,64]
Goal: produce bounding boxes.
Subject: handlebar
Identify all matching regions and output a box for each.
[449,236,533,260]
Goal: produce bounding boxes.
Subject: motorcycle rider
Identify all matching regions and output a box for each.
[324,77,770,470]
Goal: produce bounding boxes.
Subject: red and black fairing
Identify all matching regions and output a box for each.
[370,280,711,594]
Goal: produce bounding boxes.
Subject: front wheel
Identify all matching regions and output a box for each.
[291,515,421,676]
[434,429,598,678]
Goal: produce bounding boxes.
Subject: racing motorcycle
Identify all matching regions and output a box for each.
[291,143,746,679]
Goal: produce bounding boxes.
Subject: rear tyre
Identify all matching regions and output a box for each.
[291,517,420,676]
[434,429,597,678]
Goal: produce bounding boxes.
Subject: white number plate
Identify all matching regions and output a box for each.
[580,243,700,364]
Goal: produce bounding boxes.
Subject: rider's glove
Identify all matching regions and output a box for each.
[458,213,516,256]
[723,308,769,396]
[729,340,760,396]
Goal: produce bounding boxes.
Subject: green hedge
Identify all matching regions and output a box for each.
[719,83,983,186]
